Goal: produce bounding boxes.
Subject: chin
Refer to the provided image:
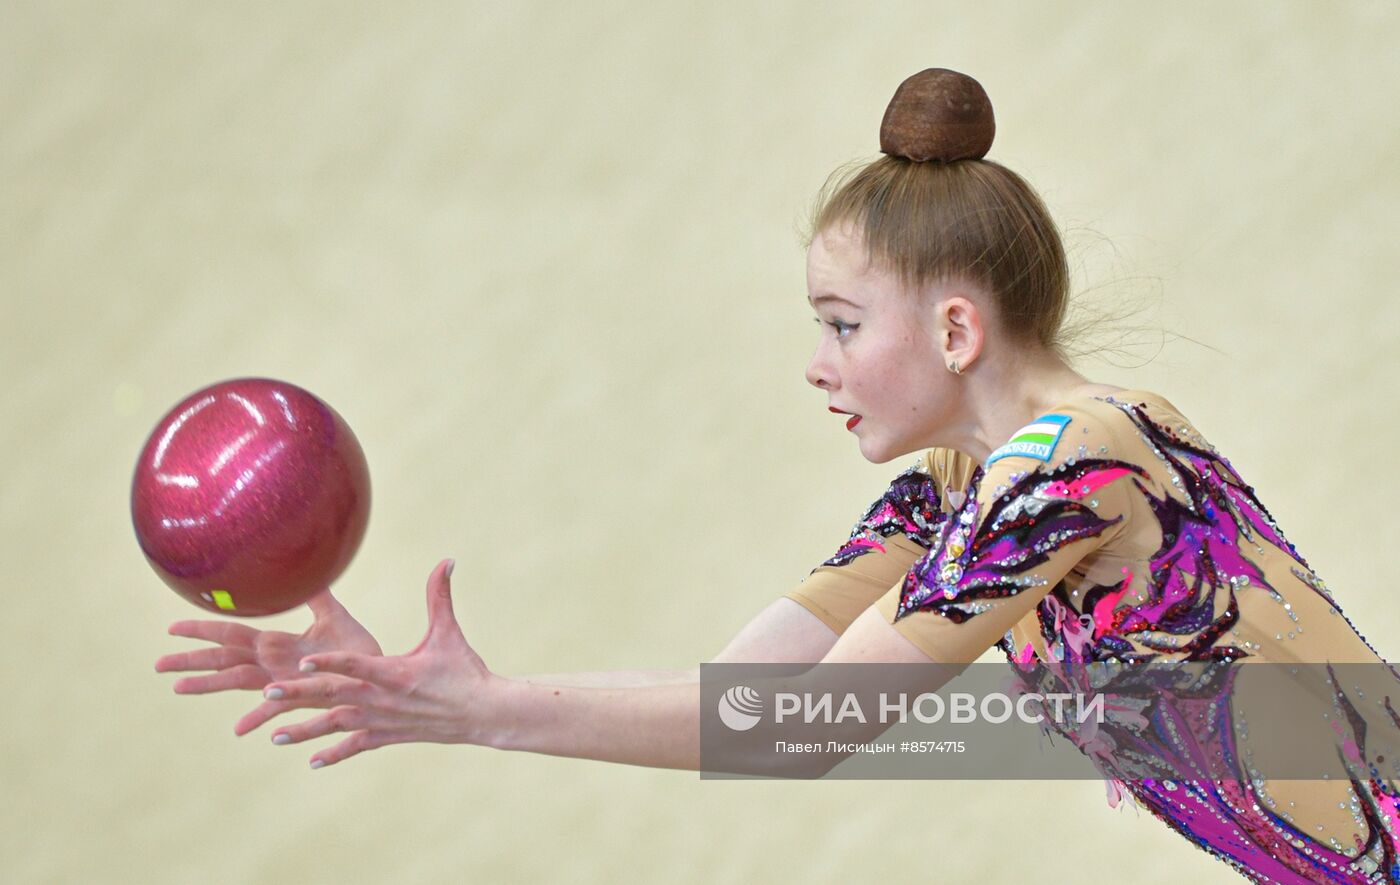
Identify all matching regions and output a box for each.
[857,429,926,465]
[856,436,901,465]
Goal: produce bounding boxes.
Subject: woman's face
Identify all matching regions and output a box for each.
[804,224,959,463]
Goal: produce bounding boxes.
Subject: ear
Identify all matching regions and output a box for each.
[935,295,985,372]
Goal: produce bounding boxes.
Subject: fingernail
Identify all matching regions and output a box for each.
[310,759,325,770]
[445,559,456,579]
[299,660,316,673]
[272,733,291,745]
[264,686,284,700]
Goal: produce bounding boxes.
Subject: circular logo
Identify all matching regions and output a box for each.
[718,685,763,731]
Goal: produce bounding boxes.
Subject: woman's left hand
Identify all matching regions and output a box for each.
[262,558,499,768]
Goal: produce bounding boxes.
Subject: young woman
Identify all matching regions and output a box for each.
[156,69,1400,883]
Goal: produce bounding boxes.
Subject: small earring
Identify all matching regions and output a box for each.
[948,360,962,375]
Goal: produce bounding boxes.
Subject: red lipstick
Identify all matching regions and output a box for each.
[829,406,862,430]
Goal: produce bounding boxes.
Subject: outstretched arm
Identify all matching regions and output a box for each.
[260,455,963,769]
[481,600,940,772]
[156,541,871,733]
[264,559,936,772]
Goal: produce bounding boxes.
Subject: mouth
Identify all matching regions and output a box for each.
[828,405,862,430]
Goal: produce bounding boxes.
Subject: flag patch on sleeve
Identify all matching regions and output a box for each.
[986,413,1073,465]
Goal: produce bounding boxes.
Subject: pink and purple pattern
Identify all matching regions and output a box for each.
[817,461,945,569]
[830,397,1400,882]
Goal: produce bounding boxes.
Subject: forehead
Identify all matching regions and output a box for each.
[807,225,899,306]
[807,225,870,277]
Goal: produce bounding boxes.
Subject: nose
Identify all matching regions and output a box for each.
[805,342,835,391]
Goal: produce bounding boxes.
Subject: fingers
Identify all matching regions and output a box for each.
[305,588,345,620]
[234,680,360,735]
[168,620,259,648]
[268,705,366,745]
[296,651,396,685]
[266,712,412,769]
[234,698,293,736]
[310,729,403,768]
[261,674,371,707]
[172,664,268,694]
[425,558,461,647]
[155,645,254,673]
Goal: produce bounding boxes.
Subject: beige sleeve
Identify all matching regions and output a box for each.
[783,447,980,634]
[784,533,928,634]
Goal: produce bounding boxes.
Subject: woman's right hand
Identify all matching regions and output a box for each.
[155,589,383,735]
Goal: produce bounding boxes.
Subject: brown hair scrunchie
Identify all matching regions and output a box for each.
[879,68,995,163]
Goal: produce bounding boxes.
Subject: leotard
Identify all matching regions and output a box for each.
[785,389,1400,883]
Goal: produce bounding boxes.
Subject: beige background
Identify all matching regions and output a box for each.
[4,1,1399,882]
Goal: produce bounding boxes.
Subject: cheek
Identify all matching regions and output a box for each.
[883,350,945,416]
[852,344,929,408]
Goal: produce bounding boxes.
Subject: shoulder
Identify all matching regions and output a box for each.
[985,398,1131,473]
[976,398,1151,513]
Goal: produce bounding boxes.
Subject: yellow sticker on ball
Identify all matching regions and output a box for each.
[211,590,236,610]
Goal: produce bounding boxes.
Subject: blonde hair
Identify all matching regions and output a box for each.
[801,155,1072,360]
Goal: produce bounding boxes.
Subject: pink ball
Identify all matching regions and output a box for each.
[131,378,371,616]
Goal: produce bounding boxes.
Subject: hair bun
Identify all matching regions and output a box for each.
[879,68,995,163]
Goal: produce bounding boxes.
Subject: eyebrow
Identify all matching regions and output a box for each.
[808,293,863,309]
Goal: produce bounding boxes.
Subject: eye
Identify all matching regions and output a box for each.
[811,316,859,340]
[827,318,858,339]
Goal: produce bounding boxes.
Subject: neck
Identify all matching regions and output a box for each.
[940,351,1092,466]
